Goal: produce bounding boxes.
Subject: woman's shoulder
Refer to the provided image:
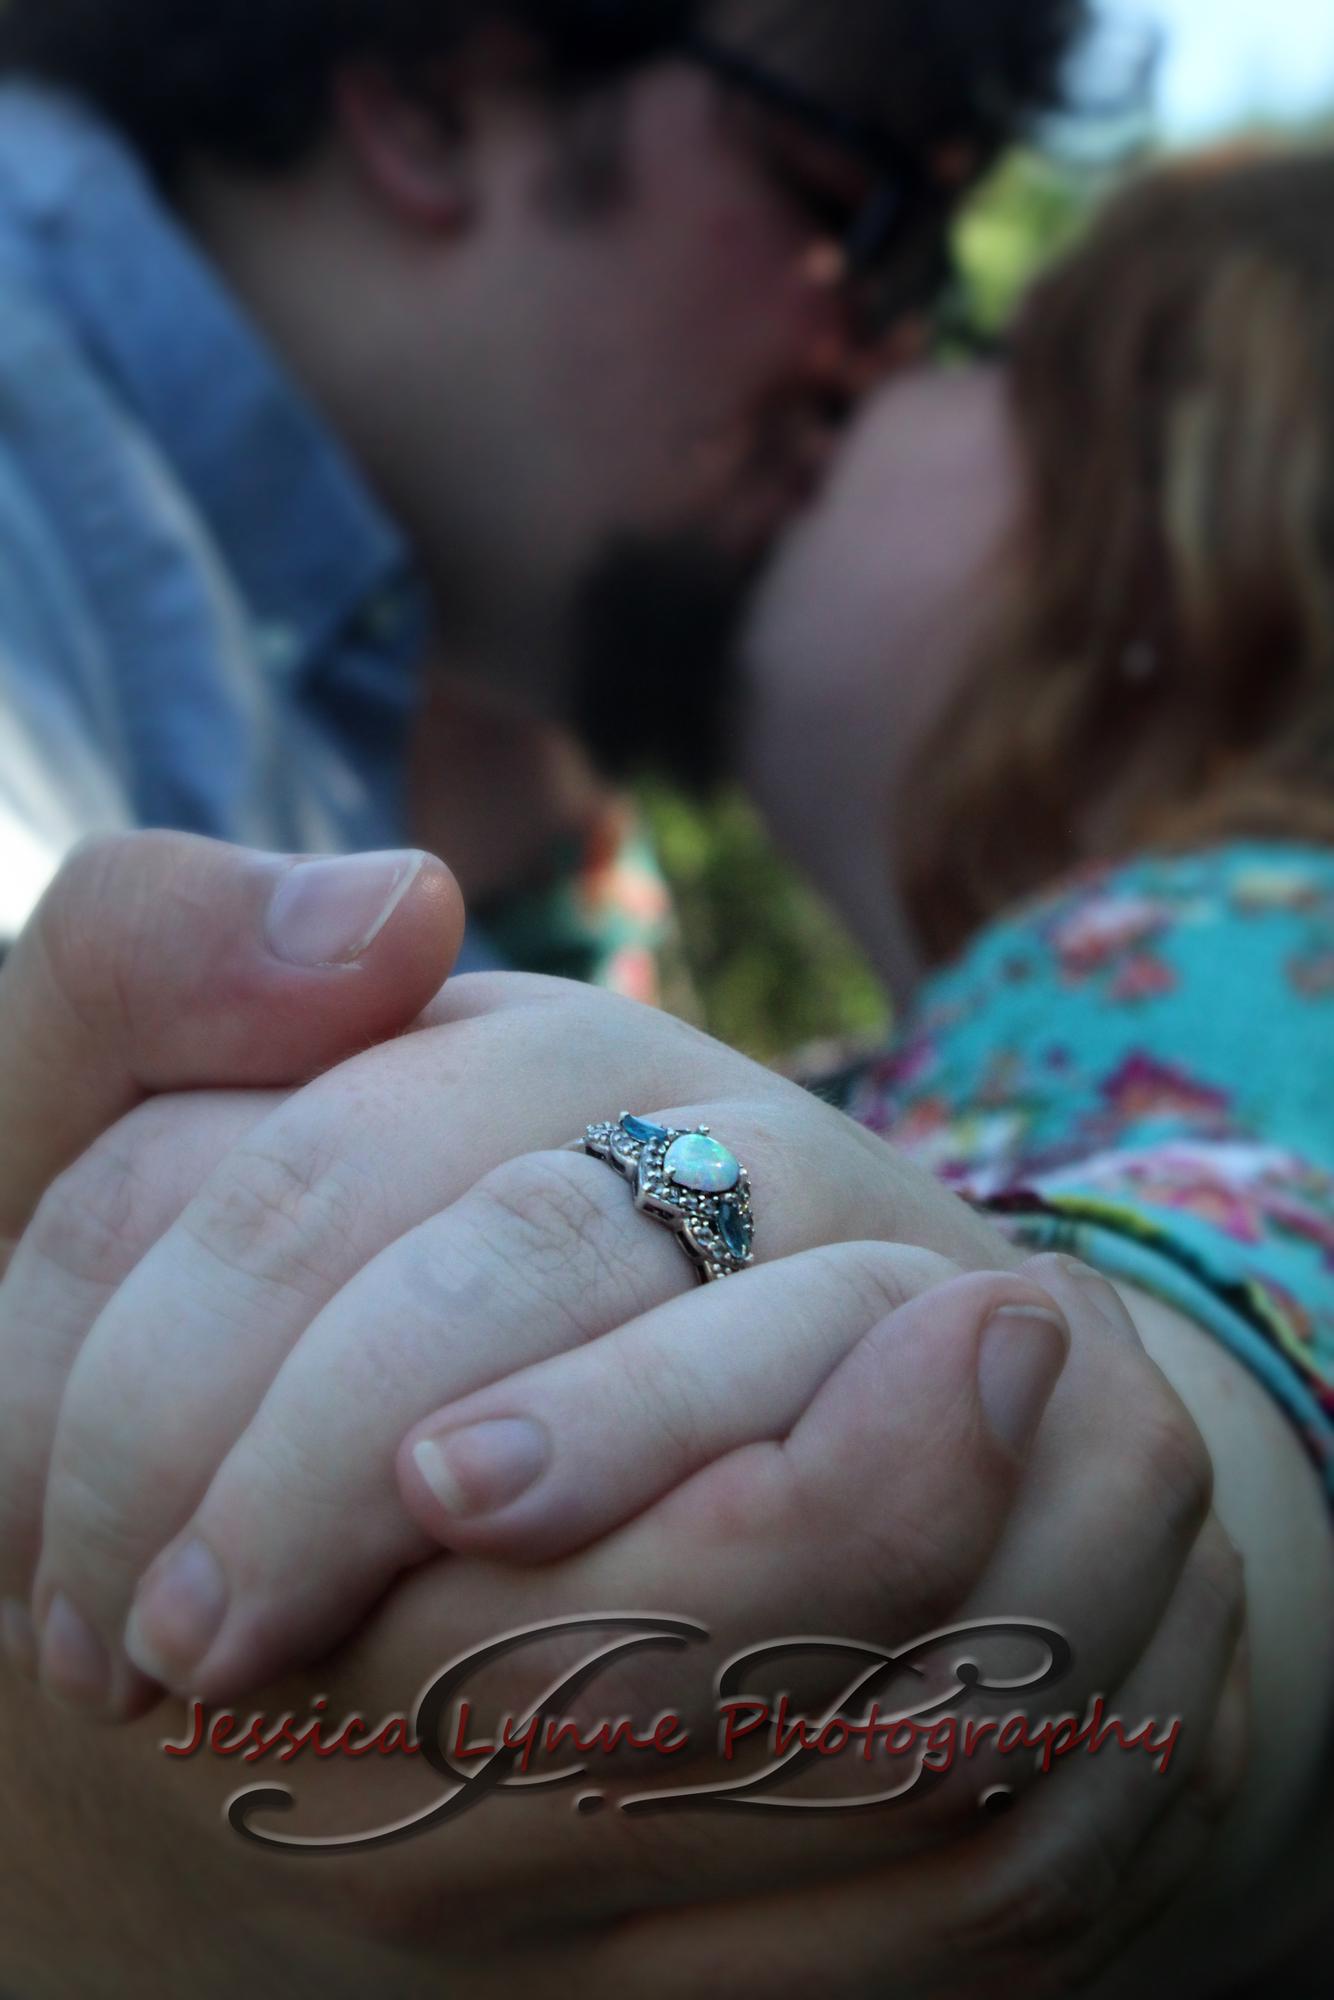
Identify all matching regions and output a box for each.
[820,840,1334,1501]
[831,839,1334,1170]
[954,839,1334,989]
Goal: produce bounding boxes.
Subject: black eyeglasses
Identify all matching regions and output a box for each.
[680,32,961,333]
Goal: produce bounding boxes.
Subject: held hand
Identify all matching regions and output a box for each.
[14,975,1224,1758]
[15,974,1025,1712]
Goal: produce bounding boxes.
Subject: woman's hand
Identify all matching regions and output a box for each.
[7,970,1019,1707]
[8,968,1239,1807]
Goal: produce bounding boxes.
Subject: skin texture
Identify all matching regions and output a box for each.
[0,833,464,1260]
[174,42,884,923]
[740,364,1019,1007]
[183,56,866,716]
[0,947,1328,1995]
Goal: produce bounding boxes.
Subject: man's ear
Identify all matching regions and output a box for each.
[334,65,473,230]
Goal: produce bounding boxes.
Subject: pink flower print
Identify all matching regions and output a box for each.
[1099,1054,1233,1131]
[1288,950,1334,999]
[1109,954,1179,1004]
[1050,896,1175,978]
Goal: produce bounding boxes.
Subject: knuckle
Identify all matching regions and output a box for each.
[1129,1391,1215,1537]
[959,1834,1121,1961]
[846,1497,979,1634]
[42,1444,149,1572]
[181,1130,365,1299]
[780,1436,974,1634]
[1190,1524,1247,1640]
[38,834,164,1033]
[815,1240,962,1330]
[470,1153,621,1288]
[25,1130,149,1288]
[612,1336,706,1469]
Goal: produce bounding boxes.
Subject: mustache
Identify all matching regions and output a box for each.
[568,531,763,793]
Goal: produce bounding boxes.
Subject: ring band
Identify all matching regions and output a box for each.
[579,1113,756,1284]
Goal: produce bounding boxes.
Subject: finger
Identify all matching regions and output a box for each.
[0,830,463,1247]
[118,1252,1066,1704]
[161,1273,1070,1915]
[396,1266,1069,1562]
[25,1014,778,1717]
[33,1068,1003,1719]
[0,1090,277,1622]
[937,1254,1218,1766]
[1002,1566,1249,1997]
[0,825,462,1663]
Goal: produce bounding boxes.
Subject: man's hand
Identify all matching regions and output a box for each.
[0,830,465,1671]
[0,830,463,1252]
[0,1259,1243,2000]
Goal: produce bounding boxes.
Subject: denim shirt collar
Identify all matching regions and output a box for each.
[0,82,419,687]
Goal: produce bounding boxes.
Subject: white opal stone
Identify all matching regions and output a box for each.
[664,1133,740,1194]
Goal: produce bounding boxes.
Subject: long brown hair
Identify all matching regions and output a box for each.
[900,147,1334,965]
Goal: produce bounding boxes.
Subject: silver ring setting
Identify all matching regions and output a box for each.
[580,1113,756,1284]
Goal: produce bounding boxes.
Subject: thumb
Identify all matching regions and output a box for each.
[0,831,464,1243]
[725,1272,1072,1636]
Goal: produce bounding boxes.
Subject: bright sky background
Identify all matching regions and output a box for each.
[1123,0,1334,136]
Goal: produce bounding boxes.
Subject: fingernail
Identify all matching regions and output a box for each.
[124,1539,228,1685]
[1,1597,38,1682]
[265,851,427,968]
[39,1593,110,1709]
[978,1307,1070,1459]
[413,1420,551,1521]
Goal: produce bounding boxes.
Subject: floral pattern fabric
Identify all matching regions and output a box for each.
[819,844,1334,1498]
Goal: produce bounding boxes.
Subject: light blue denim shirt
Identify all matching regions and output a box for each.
[0,82,496,967]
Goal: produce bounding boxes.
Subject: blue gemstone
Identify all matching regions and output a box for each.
[718,1201,753,1261]
[622,1115,670,1146]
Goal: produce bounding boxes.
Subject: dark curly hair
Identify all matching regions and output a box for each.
[0,2,700,180]
[0,0,1088,184]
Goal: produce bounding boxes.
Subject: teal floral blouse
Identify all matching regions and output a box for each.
[821,843,1334,1500]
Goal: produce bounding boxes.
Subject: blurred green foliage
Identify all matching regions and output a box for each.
[955,146,1096,333]
[639,782,891,1064]
[640,149,1100,1064]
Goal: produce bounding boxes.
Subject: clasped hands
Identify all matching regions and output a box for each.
[0,834,1247,1999]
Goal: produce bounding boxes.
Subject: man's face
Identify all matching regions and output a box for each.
[417,38,926,719]
[517,59,869,548]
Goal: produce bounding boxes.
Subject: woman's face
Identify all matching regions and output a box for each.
[738,365,1020,946]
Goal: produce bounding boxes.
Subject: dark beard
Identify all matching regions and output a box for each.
[567,531,762,794]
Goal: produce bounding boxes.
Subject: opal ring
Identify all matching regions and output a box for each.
[578,1113,756,1284]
